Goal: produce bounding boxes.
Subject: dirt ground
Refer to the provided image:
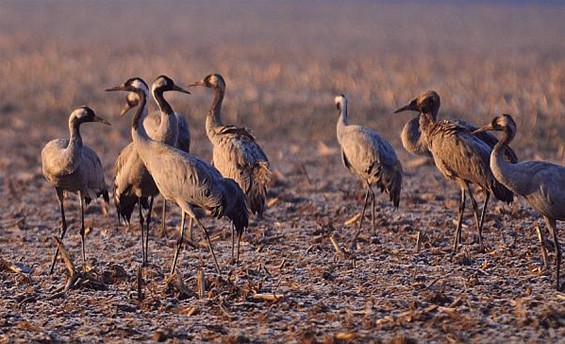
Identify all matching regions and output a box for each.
[1,1,565,343]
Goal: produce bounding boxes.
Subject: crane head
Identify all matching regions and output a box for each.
[187,74,226,90]
[473,114,516,135]
[395,90,440,119]
[105,77,149,95]
[152,75,190,95]
[117,92,139,117]
[70,106,111,126]
[334,94,347,112]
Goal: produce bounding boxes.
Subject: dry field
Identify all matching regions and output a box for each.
[1,1,565,342]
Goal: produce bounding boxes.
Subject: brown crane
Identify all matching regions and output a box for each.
[395,91,513,252]
[335,95,403,233]
[106,77,249,274]
[41,106,110,273]
[396,91,518,162]
[112,75,190,266]
[474,114,565,290]
[188,74,271,259]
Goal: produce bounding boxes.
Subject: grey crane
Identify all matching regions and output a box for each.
[188,74,271,259]
[117,82,191,233]
[120,83,191,150]
[335,95,403,233]
[112,75,190,266]
[395,91,514,252]
[41,106,110,273]
[106,77,249,274]
[474,114,565,290]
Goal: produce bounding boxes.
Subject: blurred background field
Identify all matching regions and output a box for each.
[1,1,565,342]
[1,0,564,164]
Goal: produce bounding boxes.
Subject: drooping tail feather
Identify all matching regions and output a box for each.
[248,161,272,217]
[100,189,110,215]
[378,162,403,209]
[114,194,137,224]
[222,179,250,235]
[114,191,150,224]
[492,179,513,204]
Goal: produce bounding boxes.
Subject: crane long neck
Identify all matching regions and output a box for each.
[206,85,225,134]
[132,90,151,145]
[488,126,525,194]
[418,113,434,134]
[336,103,348,144]
[152,88,179,145]
[67,117,83,149]
[65,117,83,169]
[429,108,439,122]
[401,116,431,157]
[153,89,174,117]
[491,127,514,172]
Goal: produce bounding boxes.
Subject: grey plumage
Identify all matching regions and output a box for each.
[188,74,271,218]
[395,91,514,252]
[474,114,565,290]
[336,95,403,233]
[41,106,110,273]
[111,75,190,266]
[120,90,191,151]
[188,74,270,262]
[107,77,249,274]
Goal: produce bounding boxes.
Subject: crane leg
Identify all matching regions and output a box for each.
[231,223,235,261]
[170,212,186,275]
[230,223,242,264]
[78,192,86,267]
[188,217,194,242]
[237,230,242,264]
[358,186,371,230]
[544,217,562,291]
[369,184,376,234]
[535,225,549,270]
[194,217,221,275]
[466,185,484,252]
[139,198,146,266]
[161,199,167,238]
[145,196,154,265]
[478,192,490,237]
[453,188,467,253]
[50,188,68,274]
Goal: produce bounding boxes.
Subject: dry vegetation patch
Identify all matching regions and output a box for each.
[1,1,564,342]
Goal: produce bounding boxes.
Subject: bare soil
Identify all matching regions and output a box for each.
[1,1,564,343]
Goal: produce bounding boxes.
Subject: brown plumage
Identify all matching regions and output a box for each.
[111,75,190,266]
[474,114,565,290]
[397,91,518,162]
[395,91,514,252]
[41,106,110,273]
[336,95,403,233]
[107,77,249,274]
[188,74,270,260]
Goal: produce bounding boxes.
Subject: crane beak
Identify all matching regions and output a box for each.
[472,124,493,135]
[394,100,418,114]
[119,102,134,117]
[105,84,126,92]
[172,85,191,94]
[94,115,111,126]
[187,80,205,88]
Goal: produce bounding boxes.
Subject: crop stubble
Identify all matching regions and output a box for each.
[1,1,564,342]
